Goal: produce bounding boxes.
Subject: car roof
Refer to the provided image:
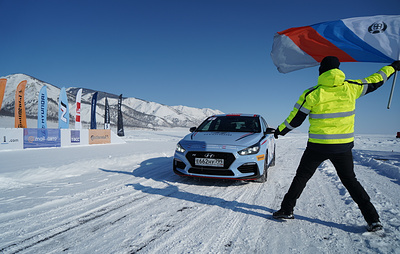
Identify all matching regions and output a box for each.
[211,114,260,118]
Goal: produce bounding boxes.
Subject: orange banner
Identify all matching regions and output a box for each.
[15,80,27,128]
[89,129,111,144]
[0,79,6,110]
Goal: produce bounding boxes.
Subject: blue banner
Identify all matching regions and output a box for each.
[58,87,69,129]
[38,86,47,129]
[71,130,80,144]
[23,128,61,149]
[91,92,98,129]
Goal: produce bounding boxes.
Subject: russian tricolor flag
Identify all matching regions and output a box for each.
[271,15,400,73]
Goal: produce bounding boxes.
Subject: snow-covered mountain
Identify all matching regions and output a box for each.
[0,74,223,129]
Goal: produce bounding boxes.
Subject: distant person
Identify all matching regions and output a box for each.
[273,56,400,232]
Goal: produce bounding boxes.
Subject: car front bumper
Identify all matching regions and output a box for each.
[173,149,265,180]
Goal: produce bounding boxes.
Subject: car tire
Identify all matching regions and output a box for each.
[269,145,276,167]
[255,150,268,183]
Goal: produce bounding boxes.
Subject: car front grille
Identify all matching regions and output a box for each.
[188,167,234,176]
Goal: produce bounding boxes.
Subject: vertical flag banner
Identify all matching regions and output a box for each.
[104,97,110,129]
[58,87,69,129]
[14,80,27,128]
[75,88,82,129]
[117,94,124,136]
[90,92,98,129]
[38,86,48,129]
[271,15,400,73]
[0,78,7,110]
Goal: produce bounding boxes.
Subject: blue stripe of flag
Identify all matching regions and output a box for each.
[311,20,393,63]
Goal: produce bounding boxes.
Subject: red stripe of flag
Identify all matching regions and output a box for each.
[279,26,356,62]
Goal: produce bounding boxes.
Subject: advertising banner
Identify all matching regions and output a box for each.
[0,78,6,110]
[23,128,61,149]
[0,128,23,150]
[75,88,82,129]
[58,87,69,129]
[90,92,98,129]
[38,86,48,129]
[15,80,27,128]
[71,130,80,144]
[117,94,124,136]
[104,97,110,129]
[89,129,111,144]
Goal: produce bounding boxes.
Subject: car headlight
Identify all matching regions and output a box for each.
[238,144,260,156]
[176,143,186,153]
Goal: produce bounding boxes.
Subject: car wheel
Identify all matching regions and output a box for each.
[255,150,268,183]
[269,145,276,167]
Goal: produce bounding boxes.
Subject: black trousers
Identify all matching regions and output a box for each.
[280,148,379,224]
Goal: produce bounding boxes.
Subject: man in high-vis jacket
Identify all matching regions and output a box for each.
[273,56,400,232]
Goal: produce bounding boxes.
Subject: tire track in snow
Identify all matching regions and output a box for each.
[125,180,242,253]
[1,178,195,254]
[0,165,178,253]
[198,182,267,252]
[135,136,301,253]
[125,179,273,253]
[0,193,149,254]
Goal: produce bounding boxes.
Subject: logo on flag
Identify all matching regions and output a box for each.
[60,101,68,122]
[368,21,387,34]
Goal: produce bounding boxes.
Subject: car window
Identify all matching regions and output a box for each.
[261,117,267,132]
[197,116,261,133]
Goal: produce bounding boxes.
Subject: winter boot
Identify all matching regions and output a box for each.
[367,221,383,232]
[273,209,294,219]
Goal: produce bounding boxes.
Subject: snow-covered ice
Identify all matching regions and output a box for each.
[0,128,400,253]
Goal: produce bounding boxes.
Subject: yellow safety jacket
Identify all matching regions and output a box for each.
[278,65,396,146]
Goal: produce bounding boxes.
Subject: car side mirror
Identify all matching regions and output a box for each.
[190,127,197,132]
[265,127,275,134]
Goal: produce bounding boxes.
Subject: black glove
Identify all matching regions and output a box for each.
[391,61,400,71]
[274,128,280,139]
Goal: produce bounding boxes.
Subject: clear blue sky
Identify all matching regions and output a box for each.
[1,0,399,134]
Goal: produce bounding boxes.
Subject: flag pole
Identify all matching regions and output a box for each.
[387,71,397,109]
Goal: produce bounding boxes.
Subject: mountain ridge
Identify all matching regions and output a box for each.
[0,73,223,129]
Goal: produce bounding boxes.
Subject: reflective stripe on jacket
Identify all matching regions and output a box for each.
[278,65,395,145]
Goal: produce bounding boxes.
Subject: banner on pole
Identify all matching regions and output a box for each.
[38,86,48,129]
[75,88,82,129]
[58,87,69,129]
[0,79,6,111]
[104,97,110,129]
[90,92,98,129]
[117,94,124,136]
[15,80,27,128]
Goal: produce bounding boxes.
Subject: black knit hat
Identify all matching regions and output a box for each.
[319,56,340,75]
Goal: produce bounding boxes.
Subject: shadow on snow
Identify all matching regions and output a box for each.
[99,156,363,233]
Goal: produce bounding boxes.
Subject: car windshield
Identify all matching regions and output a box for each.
[196,116,261,133]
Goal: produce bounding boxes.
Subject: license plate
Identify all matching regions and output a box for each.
[195,158,224,167]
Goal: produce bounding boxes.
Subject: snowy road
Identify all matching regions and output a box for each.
[1,129,400,253]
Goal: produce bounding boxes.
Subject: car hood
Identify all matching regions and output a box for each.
[180,131,261,148]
